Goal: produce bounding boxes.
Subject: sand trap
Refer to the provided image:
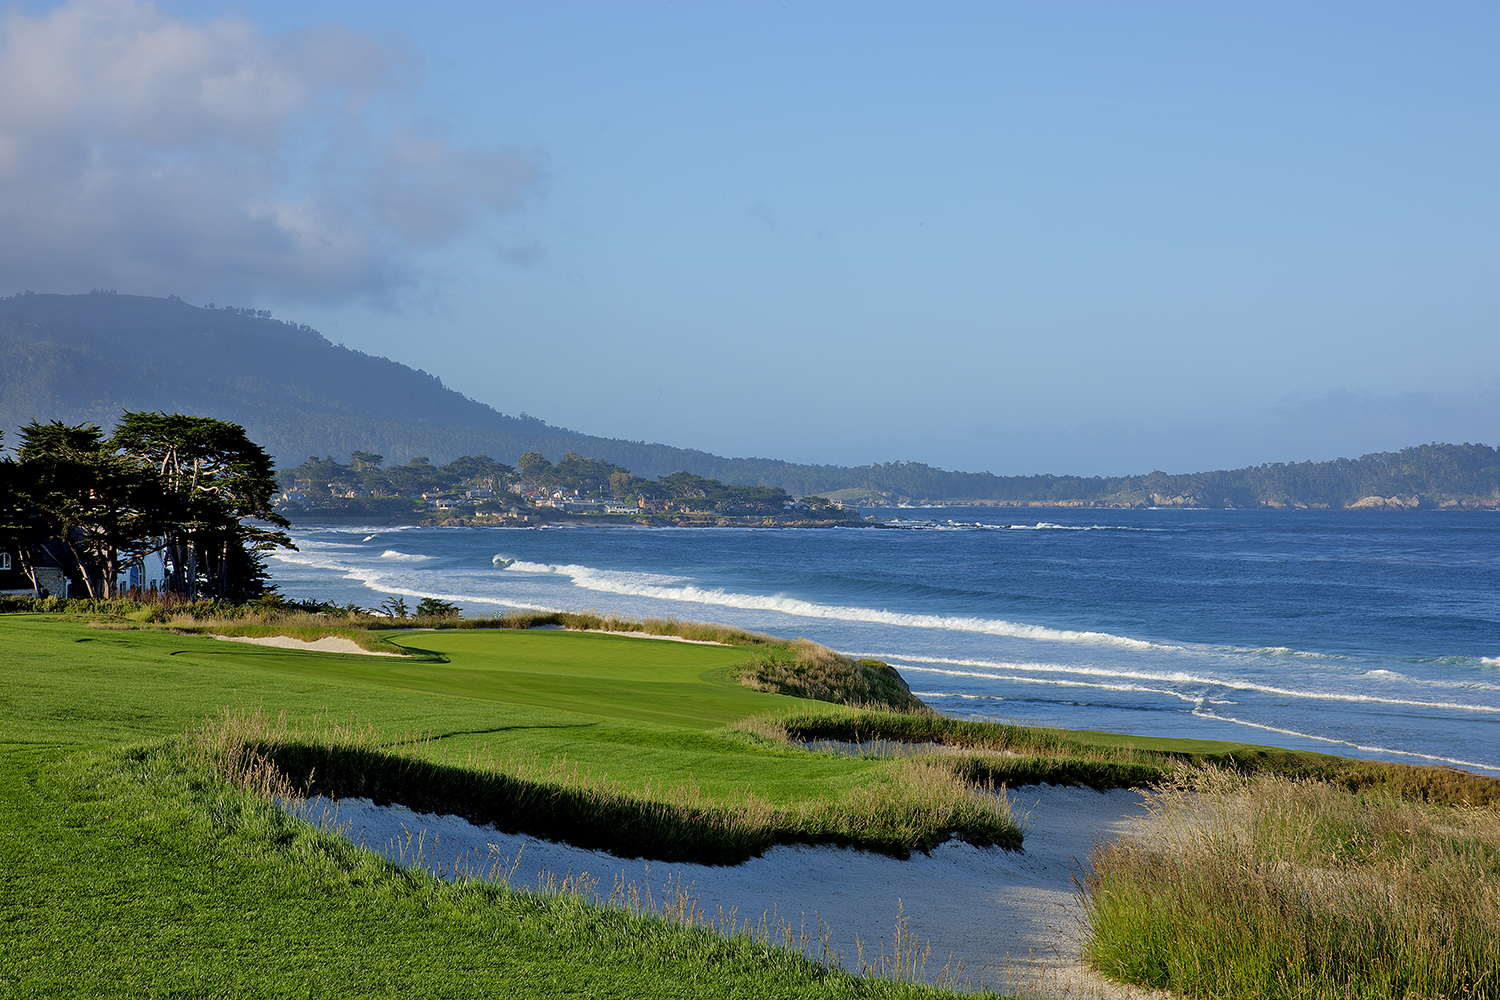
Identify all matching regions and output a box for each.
[211,634,404,656]
[301,785,1167,998]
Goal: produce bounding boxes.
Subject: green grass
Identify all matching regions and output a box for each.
[11,610,1496,999]
[0,742,991,999]
[0,613,1018,998]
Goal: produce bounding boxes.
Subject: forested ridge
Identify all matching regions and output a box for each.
[3,292,1495,508]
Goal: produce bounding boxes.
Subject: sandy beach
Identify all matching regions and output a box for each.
[305,784,1168,998]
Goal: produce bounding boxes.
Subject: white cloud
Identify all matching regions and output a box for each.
[0,0,538,300]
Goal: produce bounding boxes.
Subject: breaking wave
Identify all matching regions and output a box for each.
[886,655,1500,715]
[501,560,1172,651]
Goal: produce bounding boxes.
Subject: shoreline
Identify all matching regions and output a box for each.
[278,501,1499,528]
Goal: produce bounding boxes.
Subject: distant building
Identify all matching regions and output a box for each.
[0,542,73,598]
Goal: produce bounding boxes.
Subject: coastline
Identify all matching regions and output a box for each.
[278,496,1499,528]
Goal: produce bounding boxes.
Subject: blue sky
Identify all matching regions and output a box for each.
[3,1,1496,474]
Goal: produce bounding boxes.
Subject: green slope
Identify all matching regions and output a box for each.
[0,615,1015,998]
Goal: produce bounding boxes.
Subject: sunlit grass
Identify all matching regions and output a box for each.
[1081,768,1500,1000]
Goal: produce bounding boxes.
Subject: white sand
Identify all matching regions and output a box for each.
[302,785,1169,998]
[211,634,403,656]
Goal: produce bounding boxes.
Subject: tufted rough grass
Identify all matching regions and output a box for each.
[750,708,1500,804]
[1080,768,1500,1000]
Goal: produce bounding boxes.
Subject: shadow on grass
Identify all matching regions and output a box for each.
[189,708,1023,867]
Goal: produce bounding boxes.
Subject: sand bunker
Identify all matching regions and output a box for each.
[211,634,403,656]
[304,785,1166,997]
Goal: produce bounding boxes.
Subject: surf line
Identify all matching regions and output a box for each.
[1191,708,1500,775]
[502,561,1175,652]
[885,656,1500,716]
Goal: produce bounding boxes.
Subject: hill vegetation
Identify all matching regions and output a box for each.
[3,292,1496,509]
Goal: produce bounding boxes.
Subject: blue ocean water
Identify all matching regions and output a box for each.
[267,508,1500,775]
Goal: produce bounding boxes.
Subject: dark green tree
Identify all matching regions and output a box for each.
[517,451,553,479]
[111,411,293,600]
[11,420,168,598]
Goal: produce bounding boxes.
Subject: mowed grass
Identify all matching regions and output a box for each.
[0,614,1016,998]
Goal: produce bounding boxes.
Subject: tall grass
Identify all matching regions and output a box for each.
[184,707,1022,865]
[1081,769,1500,999]
[757,709,1500,804]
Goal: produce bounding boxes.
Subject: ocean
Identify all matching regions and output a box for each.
[267,508,1500,776]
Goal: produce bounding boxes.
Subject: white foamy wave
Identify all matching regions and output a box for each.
[898,664,1200,703]
[1005,522,1148,531]
[270,548,503,610]
[1191,709,1500,774]
[270,548,369,573]
[896,519,1155,532]
[380,550,432,562]
[503,562,1172,651]
[315,524,415,535]
[1484,657,1500,667]
[886,655,1500,715]
[1234,646,1344,661]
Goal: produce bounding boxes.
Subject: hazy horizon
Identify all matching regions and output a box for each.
[3,1,1496,477]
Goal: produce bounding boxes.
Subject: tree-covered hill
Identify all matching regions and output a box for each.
[2,292,1495,508]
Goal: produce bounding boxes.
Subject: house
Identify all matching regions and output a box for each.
[118,549,169,594]
[0,541,72,598]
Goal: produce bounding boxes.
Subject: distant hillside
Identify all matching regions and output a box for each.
[0,290,824,483]
[2,292,1496,508]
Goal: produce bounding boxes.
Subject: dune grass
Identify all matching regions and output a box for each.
[1081,768,1500,1000]
[757,707,1500,805]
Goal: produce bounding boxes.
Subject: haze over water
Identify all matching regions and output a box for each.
[270,509,1500,776]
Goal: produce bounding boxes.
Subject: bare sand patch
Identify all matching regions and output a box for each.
[303,784,1166,997]
[211,634,403,656]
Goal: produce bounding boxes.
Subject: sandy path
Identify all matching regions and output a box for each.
[211,634,403,656]
[303,784,1168,997]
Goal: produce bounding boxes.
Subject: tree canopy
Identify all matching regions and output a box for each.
[1,413,292,599]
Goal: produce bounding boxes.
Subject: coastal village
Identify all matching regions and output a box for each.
[273,450,868,527]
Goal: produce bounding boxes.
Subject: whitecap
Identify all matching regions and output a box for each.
[503,562,1174,651]
[1190,708,1500,774]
